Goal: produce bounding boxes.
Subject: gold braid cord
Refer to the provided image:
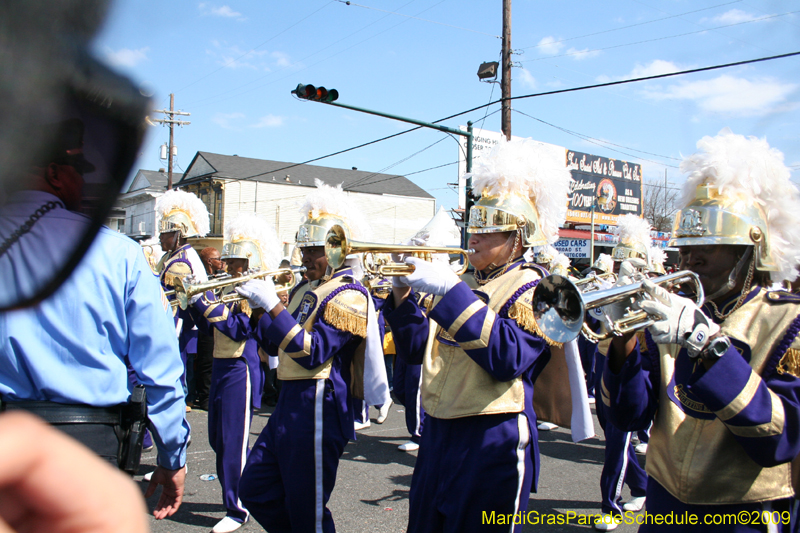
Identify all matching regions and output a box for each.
[777,348,800,378]
[707,257,755,320]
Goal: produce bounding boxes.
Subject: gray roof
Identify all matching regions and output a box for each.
[127,170,182,193]
[176,152,433,199]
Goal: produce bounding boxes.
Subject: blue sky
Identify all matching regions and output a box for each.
[94,0,800,213]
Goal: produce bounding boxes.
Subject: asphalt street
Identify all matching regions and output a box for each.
[138,402,644,533]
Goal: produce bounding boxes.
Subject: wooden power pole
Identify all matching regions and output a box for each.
[501,0,512,140]
[152,94,191,190]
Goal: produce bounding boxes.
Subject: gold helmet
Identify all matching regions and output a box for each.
[221,213,280,271]
[611,214,652,263]
[155,189,210,238]
[296,179,367,250]
[592,253,614,274]
[670,183,775,271]
[466,138,572,248]
[649,247,667,275]
[670,129,800,282]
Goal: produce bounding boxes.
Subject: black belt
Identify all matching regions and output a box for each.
[1,401,122,425]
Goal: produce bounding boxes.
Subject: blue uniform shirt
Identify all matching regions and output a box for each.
[0,191,190,470]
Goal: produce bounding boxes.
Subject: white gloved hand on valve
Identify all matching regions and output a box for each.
[235,278,281,311]
[396,256,461,296]
[638,279,719,357]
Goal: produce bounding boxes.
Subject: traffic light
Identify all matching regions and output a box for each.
[291,83,339,103]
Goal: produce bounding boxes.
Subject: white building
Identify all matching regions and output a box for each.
[175,151,436,255]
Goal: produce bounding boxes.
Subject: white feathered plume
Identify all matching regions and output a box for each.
[408,206,461,247]
[224,213,281,271]
[155,189,210,237]
[680,129,800,283]
[466,138,573,244]
[550,249,571,272]
[298,179,371,241]
[614,214,652,247]
[649,247,666,268]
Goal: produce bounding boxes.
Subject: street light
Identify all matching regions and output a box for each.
[477,61,499,81]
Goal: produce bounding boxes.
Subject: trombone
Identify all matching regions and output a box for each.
[171,266,306,310]
[324,224,474,276]
[531,270,704,344]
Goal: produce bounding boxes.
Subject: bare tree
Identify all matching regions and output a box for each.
[642,177,680,232]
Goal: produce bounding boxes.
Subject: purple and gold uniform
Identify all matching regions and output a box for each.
[158,243,207,378]
[239,268,370,532]
[385,258,558,532]
[602,287,800,531]
[190,292,263,525]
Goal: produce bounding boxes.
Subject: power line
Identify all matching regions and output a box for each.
[520,10,800,63]
[334,0,500,38]
[512,109,681,167]
[518,0,742,51]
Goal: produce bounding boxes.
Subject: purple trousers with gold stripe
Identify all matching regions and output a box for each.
[408,413,534,533]
[239,379,349,533]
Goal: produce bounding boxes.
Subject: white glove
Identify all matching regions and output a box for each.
[396,257,461,296]
[235,278,281,311]
[639,279,719,357]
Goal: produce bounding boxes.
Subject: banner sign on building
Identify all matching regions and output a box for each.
[553,238,590,259]
[566,150,643,225]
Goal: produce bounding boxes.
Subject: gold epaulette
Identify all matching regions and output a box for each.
[767,290,800,303]
[322,288,368,338]
[507,292,563,348]
[162,261,192,288]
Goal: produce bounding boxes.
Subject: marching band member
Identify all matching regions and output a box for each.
[385,138,575,532]
[155,189,210,407]
[188,213,278,533]
[235,180,389,533]
[592,214,652,531]
[581,253,615,402]
[603,130,800,531]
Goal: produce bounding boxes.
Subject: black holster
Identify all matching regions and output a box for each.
[119,385,147,475]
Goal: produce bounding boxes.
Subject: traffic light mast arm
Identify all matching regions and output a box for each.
[326,101,475,248]
[293,84,474,247]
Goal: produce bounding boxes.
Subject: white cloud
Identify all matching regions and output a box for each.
[566,47,600,61]
[251,115,284,128]
[642,75,798,116]
[596,60,684,83]
[104,47,150,68]
[207,41,273,70]
[271,51,292,68]
[517,68,536,89]
[536,36,563,55]
[199,3,244,20]
[709,9,764,25]
[212,112,245,130]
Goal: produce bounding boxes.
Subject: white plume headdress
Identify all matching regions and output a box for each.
[649,247,667,268]
[614,214,652,247]
[298,179,371,241]
[466,138,573,245]
[679,128,800,283]
[224,213,281,271]
[155,189,210,238]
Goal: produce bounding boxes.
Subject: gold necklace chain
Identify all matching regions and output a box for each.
[706,258,755,320]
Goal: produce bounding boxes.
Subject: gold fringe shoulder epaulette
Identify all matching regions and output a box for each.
[162,261,193,288]
[322,288,368,338]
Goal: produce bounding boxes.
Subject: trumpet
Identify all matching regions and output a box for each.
[573,272,618,294]
[531,270,704,344]
[324,224,474,276]
[172,266,306,310]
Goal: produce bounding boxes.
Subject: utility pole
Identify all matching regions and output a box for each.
[152,93,191,190]
[501,0,512,140]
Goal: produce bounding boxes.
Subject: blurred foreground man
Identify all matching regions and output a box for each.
[603,130,800,531]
